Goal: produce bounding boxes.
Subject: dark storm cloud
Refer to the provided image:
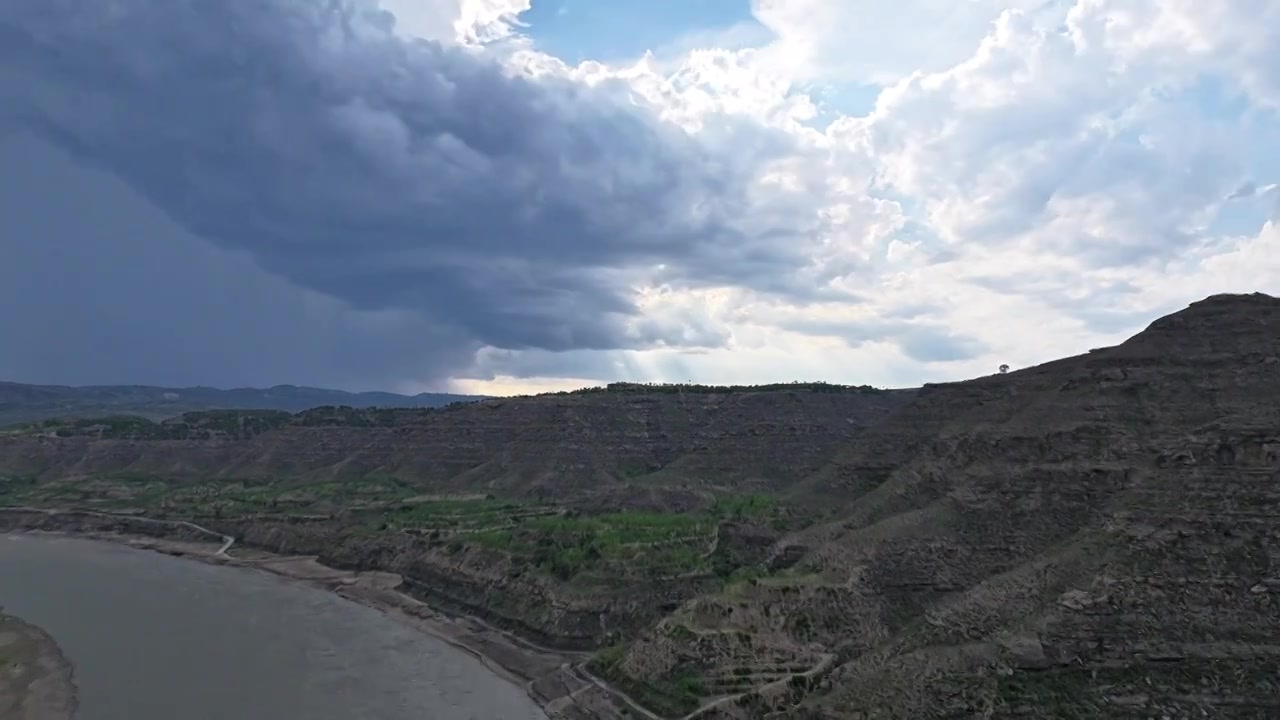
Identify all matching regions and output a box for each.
[0,0,812,381]
[0,132,476,389]
[462,348,624,382]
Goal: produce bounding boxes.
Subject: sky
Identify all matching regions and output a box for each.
[0,1,1277,396]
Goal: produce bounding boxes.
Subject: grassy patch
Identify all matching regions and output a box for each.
[589,642,629,673]
[719,565,767,588]
[590,644,707,717]
[1,474,174,509]
[5,475,793,587]
[619,672,707,717]
[527,511,707,543]
[384,497,535,531]
[270,490,746,582]
[711,493,776,520]
[0,475,39,504]
[458,510,717,581]
[22,410,295,440]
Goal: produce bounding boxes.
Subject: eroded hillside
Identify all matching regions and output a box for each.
[0,384,912,655]
[0,384,908,502]
[3,294,1280,718]
[604,293,1280,718]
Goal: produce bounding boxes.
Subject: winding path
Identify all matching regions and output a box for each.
[1,506,235,555]
[570,651,835,720]
[215,533,235,555]
[567,663,663,720]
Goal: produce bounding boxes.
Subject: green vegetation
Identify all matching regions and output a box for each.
[589,644,710,717]
[590,642,629,674]
[376,492,792,586]
[6,400,506,436]
[591,655,709,718]
[711,491,801,532]
[719,565,768,589]
[293,405,411,427]
[590,642,706,715]
[0,475,39,504]
[711,493,775,520]
[22,410,295,440]
[4,471,790,585]
[5,473,798,715]
[383,496,539,531]
[465,510,717,582]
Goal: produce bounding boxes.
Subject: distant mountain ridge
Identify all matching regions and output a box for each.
[0,380,485,426]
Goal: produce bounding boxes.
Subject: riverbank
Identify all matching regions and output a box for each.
[0,612,77,720]
[0,514,643,720]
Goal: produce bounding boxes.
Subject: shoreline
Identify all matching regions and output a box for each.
[1,522,643,720]
[0,611,78,720]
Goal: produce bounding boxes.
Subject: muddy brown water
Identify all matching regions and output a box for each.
[0,534,547,720]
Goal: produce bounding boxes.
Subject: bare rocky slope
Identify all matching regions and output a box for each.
[0,384,908,503]
[609,293,1280,718]
[3,294,1280,718]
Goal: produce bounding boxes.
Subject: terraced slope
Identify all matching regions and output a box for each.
[0,387,911,503]
[608,293,1280,718]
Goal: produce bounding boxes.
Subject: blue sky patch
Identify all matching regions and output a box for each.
[519,0,761,63]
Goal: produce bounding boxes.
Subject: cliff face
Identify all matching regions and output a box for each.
[613,293,1280,718]
[4,294,1280,719]
[0,389,913,501]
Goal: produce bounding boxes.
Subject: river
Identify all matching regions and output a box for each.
[0,534,548,720]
